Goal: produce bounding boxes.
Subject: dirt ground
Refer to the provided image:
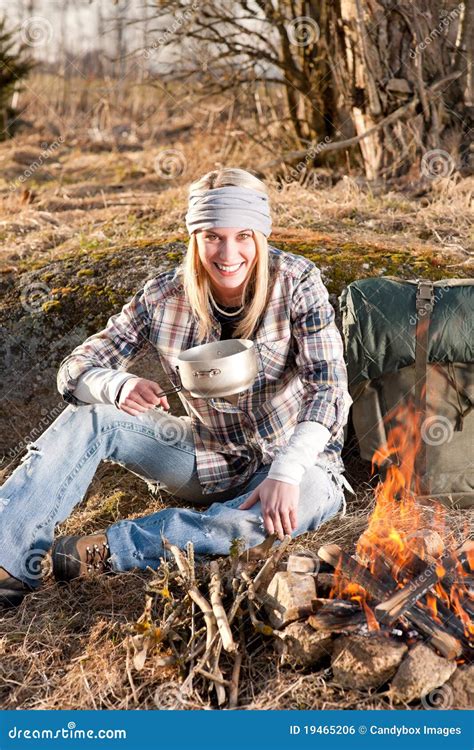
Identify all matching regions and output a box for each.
[0,124,472,710]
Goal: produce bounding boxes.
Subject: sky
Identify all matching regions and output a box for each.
[1,1,153,63]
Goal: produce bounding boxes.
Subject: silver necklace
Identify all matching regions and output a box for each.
[208,289,245,316]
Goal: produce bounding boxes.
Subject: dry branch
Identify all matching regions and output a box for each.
[209,560,237,653]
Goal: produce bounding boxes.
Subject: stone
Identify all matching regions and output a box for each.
[286,554,318,573]
[276,621,334,668]
[331,634,408,690]
[265,571,316,628]
[446,665,474,709]
[391,642,457,704]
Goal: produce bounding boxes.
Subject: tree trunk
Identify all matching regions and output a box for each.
[330,0,470,179]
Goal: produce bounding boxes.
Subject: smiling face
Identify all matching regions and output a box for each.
[195,227,257,305]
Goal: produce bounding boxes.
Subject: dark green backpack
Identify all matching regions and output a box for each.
[340,277,474,508]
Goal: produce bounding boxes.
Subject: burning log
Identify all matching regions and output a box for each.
[372,542,474,645]
[374,551,459,626]
[308,600,365,632]
[318,544,463,659]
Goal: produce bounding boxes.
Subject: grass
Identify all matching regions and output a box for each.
[0,106,472,710]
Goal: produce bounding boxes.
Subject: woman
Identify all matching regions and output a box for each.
[0,168,352,609]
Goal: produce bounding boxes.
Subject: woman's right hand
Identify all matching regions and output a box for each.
[116,377,170,416]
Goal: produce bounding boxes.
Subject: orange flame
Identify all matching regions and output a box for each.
[330,398,472,643]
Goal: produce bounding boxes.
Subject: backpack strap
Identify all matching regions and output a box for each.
[414,280,434,494]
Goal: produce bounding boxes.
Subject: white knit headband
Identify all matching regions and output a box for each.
[185,185,272,237]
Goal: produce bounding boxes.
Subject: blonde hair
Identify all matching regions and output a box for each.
[181,168,271,341]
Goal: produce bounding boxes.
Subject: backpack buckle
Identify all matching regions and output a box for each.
[416,280,434,314]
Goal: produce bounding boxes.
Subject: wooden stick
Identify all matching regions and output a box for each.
[209,561,237,653]
[375,557,457,626]
[163,539,217,655]
[228,652,242,709]
[308,599,365,632]
[318,544,462,659]
[237,533,279,563]
[195,667,230,687]
[375,545,471,626]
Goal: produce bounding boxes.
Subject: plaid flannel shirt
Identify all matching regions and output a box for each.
[57,247,350,494]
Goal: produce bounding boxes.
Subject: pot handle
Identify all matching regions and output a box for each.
[192,368,222,378]
[153,366,183,408]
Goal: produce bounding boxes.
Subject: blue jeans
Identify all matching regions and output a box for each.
[0,403,345,589]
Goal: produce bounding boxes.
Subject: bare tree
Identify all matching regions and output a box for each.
[139,0,472,179]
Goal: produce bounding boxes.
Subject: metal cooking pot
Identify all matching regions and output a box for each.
[176,339,258,398]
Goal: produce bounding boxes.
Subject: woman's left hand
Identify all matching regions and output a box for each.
[238,478,299,540]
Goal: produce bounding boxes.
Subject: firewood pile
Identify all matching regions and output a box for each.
[125,526,473,710]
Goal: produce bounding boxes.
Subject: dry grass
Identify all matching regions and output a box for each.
[0,103,473,710]
[0,480,469,711]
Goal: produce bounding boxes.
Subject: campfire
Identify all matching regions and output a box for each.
[272,400,473,705]
[130,401,472,709]
[313,400,473,662]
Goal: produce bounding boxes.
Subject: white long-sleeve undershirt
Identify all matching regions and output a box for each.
[266,421,331,485]
[72,367,139,406]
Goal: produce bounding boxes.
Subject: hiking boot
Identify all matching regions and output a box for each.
[0,567,33,609]
[51,532,112,582]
